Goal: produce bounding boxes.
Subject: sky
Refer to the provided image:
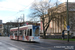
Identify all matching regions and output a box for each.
[0,0,34,23]
[0,0,75,23]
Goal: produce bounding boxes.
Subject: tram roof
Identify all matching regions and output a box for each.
[10,25,33,30]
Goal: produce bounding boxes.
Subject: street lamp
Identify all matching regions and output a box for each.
[67,0,69,42]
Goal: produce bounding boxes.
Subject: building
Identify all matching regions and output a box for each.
[40,2,75,37]
[0,20,3,35]
[3,21,40,36]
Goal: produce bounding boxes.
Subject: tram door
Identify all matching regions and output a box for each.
[23,30,25,40]
[23,30,27,41]
[13,32,15,39]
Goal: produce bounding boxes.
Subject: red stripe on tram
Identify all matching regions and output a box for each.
[25,36,29,41]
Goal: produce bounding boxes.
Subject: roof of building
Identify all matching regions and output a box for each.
[48,2,75,13]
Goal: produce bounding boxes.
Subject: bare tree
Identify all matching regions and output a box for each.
[69,13,75,33]
[28,0,58,38]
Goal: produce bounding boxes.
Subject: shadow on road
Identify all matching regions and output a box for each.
[11,39,40,43]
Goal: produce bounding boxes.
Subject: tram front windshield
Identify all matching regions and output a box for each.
[34,27,39,36]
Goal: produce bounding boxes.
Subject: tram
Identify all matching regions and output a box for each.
[10,25,40,41]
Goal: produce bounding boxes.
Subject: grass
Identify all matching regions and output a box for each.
[47,38,75,41]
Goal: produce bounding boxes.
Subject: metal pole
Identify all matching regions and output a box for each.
[67,0,69,42]
[56,0,58,8]
[23,14,25,25]
[17,18,20,40]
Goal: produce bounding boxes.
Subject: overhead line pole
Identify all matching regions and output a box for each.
[23,14,25,25]
[67,0,69,42]
[17,18,20,41]
[17,18,22,40]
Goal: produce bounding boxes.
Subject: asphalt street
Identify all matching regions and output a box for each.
[0,37,75,50]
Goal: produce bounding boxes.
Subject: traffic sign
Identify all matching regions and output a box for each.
[67,25,70,31]
[67,29,70,31]
[67,25,70,29]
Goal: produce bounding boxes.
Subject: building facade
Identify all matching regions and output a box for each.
[0,20,3,35]
[40,2,75,37]
[3,21,40,36]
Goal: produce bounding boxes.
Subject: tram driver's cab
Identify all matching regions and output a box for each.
[32,25,40,41]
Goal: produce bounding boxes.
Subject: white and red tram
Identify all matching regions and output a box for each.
[10,25,40,41]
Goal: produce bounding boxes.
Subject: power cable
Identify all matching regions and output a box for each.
[0,6,16,11]
[11,1,34,17]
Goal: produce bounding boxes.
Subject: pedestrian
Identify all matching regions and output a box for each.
[62,30,64,40]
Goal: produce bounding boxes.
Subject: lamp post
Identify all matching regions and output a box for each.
[23,14,25,25]
[67,0,69,42]
[17,18,21,40]
[20,14,25,26]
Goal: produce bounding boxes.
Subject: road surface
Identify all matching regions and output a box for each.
[0,37,75,50]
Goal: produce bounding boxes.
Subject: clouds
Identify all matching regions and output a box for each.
[59,0,75,2]
[1,0,75,23]
[0,16,14,23]
[0,0,75,11]
[0,0,34,23]
[0,0,34,11]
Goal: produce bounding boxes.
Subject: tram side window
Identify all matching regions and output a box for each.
[25,30,26,36]
[27,29,30,36]
[19,30,23,36]
[30,29,32,36]
[15,31,17,36]
[15,33,17,36]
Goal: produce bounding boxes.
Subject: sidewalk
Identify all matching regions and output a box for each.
[40,39,75,44]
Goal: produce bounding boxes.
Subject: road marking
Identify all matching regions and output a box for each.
[0,42,2,45]
[1,41,24,50]
[8,47,18,50]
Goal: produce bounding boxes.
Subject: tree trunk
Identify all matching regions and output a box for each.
[42,16,46,38]
[43,31,46,38]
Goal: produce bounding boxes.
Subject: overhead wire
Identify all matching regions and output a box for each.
[11,1,35,17]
